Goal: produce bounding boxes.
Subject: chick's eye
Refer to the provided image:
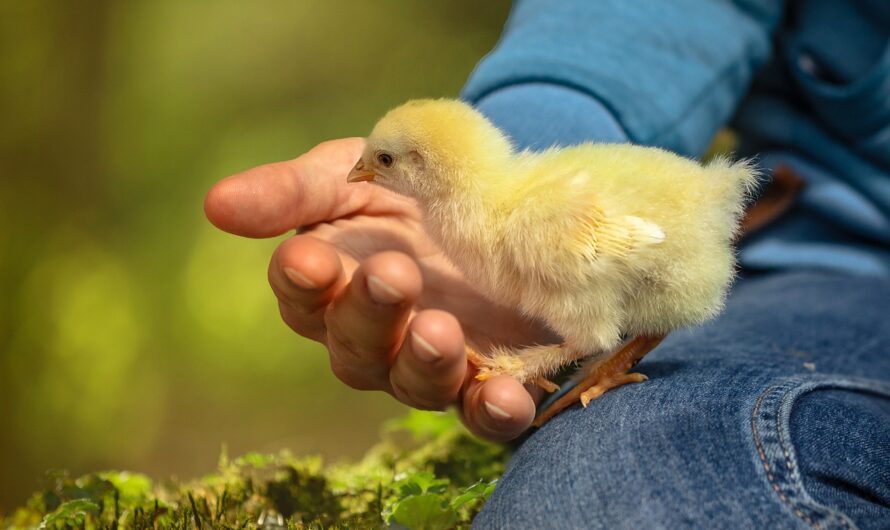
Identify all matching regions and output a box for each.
[377,152,394,168]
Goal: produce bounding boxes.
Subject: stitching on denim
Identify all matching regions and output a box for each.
[751,375,890,530]
[752,387,820,528]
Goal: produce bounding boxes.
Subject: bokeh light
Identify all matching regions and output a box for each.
[0,0,510,509]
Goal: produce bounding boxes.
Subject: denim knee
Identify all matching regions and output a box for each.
[473,372,782,529]
[474,374,890,530]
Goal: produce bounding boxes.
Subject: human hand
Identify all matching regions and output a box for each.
[204,138,556,441]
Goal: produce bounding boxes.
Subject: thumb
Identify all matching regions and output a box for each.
[204,138,365,238]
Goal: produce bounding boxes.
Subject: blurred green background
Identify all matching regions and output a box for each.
[0,0,510,510]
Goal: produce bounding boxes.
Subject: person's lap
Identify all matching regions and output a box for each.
[474,270,890,529]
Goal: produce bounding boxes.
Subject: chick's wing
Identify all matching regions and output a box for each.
[560,175,666,262]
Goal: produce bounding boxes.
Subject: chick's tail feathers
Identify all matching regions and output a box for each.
[705,156,762,222]
[705,156,761,239]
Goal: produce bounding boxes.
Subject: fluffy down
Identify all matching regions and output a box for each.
[354,99,759,384]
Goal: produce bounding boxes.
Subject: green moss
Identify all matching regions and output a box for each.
[2,411,509,529]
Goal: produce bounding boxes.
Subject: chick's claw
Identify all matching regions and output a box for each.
[579,372,648,407]
[534,376,561,393]
[463,345,502,380]
[464,345,485,368]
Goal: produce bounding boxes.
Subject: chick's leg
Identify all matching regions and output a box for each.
[466,344,578,393]
[533,335,665,427]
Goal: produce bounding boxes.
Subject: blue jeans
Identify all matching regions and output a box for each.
[474,271,890,529]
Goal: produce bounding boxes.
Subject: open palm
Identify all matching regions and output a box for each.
[205,138,551,440]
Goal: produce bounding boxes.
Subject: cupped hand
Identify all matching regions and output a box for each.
[204,138,554,441]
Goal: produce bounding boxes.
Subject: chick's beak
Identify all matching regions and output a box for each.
[347,159,377,183]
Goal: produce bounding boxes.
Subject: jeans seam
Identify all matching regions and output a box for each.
[751,374,890,530]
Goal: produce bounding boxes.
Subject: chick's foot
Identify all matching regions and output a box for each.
[579,372,648,406]
[533,335,665,427]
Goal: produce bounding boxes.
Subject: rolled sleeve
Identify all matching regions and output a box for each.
[471,83,628,150]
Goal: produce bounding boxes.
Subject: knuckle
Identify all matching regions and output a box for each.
[328,357,379,391]
[326,331,391,384]
[329,359,359,388]
[325,317,392,361]
[389,376,450,411]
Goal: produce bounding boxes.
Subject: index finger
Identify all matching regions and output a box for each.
[203,138,369,238]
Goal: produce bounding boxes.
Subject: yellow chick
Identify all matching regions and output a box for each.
[347,99,758,422]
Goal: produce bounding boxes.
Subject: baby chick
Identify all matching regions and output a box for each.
[347,99,757,423]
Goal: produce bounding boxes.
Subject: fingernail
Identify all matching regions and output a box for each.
[484,401,512,421]
[411,332,442,362]
[284,267,318,289]
[367,275,403,304]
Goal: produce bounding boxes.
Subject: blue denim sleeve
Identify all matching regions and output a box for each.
[462,0,782,157]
